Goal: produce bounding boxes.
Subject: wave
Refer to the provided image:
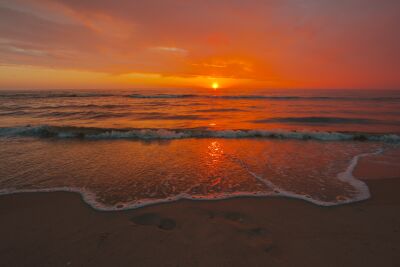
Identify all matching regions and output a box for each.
[0,111,31,116]
[2,92,399,101]
[127,94,400,101]
[0,92,114,99]
[0,110,132,119]
[128,93,197,99]
[195,108,243,113]
[0,186,366,211]
[34,111,131,119]
[253,117,396,125]
[0,148,382,211]
[0,125,399,143]
[33,104,131,110]
[137,114,209,120]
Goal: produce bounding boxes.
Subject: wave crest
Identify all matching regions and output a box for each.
[0,125,399,143]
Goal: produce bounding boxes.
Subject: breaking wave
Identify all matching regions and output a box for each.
[1,125,399,143]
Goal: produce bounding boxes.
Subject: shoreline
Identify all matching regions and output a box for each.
[1,178,399,267]
[1,147,393,212]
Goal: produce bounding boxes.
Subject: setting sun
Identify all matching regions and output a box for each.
[212,82,219,90]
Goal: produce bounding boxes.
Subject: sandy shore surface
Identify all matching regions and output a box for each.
[0,177,399,267]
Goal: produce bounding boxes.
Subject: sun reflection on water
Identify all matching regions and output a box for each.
[207,141,224,187]
[208,141,223,162]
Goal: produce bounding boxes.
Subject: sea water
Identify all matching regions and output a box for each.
[0,89,399,210]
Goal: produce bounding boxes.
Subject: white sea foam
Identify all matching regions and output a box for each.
[0,148,383,211]
[0,125,399,143]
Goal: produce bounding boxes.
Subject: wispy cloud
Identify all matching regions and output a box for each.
[150,46,188,55]
[1,45,47,57]
[0,0,399,89]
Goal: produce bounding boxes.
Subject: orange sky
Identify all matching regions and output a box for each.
[0,0,399,90]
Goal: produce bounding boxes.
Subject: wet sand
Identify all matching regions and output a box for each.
[0,175,399,267]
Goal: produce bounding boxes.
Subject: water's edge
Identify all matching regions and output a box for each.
[0,149,382,211]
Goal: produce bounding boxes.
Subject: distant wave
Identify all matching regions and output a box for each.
[2,92,399,101]
[33,111,131,119]
[128,93,197,99]
[127,94,400,101]
[251,117,400,125]
[0,92,114,99]
[195,108,243,113]
[35,104,131,110]
[137,114,209,120]
[0,110,130,119]
[252,117,396,125]
[1,125,399,143]
[0,109,210,120]
[0,103,130,111]
[126,94,269,99]
[0,111,31,116]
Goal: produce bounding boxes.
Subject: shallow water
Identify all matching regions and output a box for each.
[0,89,399,210]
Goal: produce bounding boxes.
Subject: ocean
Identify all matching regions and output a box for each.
[0,89,399,210]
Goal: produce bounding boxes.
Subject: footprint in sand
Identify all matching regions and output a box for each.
[97,232,110,248]
[223,211,246,223]
[242,227,268,237]
[220,213,275,253]
[130,213,177,231]
[239,227,275,253]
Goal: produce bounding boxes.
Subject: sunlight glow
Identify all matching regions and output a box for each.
[212,82,219,90]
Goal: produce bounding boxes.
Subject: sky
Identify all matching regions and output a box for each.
[0,0,399,90]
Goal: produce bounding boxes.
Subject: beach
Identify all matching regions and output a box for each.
[1,162,399,267]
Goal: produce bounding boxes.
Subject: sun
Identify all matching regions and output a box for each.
[212,82,219,90]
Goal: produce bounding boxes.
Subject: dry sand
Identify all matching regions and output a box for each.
[0,156,399,267]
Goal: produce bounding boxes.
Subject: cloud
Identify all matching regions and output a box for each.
[150,46,188,55]
[2,45,47,57]
[0,0,400,89]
